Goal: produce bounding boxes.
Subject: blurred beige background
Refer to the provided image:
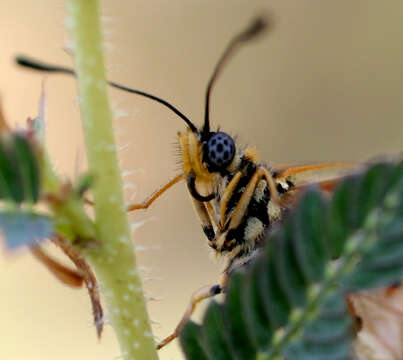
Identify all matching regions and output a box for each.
[1,1,402,359]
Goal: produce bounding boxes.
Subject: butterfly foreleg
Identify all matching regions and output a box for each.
[222,166,279,236]
[219,171,243,228]
[156,283,222,350]
[258,166,280,204]
[226,168,262,231]
[189,195,218,241]
[126,173,184,211]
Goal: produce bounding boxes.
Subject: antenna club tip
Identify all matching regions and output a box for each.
[14,55,44,71]
[15,55,27,66]
[242,14,273,41]
[14,55,46,72]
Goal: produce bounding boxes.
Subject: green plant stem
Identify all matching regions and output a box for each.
[65,1,158,359]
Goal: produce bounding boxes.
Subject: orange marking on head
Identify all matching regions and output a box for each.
[244,147,258,162]
[178,132,192,174]
[178,129,213,182]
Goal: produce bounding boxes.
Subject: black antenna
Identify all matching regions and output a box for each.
[202,16,268,138]
[15,55,198,133]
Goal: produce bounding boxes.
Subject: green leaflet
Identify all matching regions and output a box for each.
[0,133,46,249]
[0,134,40,204]
[180,161,403,360]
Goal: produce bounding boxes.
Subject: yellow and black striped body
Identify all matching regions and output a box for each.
[179,129,293,280]
[214,164,295,276]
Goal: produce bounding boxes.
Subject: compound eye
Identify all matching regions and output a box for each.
[206,132,235,169]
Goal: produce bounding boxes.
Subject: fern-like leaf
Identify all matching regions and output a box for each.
[180,161,403,360]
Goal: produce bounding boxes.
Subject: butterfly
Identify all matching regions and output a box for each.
[16,16,362,349]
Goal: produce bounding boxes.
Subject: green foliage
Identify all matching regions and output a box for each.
[180,161,403,360]
[0,134,40,204]
[0,133,51,249]
[75,173,94,197]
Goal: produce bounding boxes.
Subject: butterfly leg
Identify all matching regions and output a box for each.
[223,166,280,233]
[126,173,184,211]
[156,284,222,350]
[189,195,219,240]
[225,169,262,230]
[258,167,281,204]
[218,171,243,228]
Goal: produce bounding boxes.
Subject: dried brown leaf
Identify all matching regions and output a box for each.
[351,287,403,360]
